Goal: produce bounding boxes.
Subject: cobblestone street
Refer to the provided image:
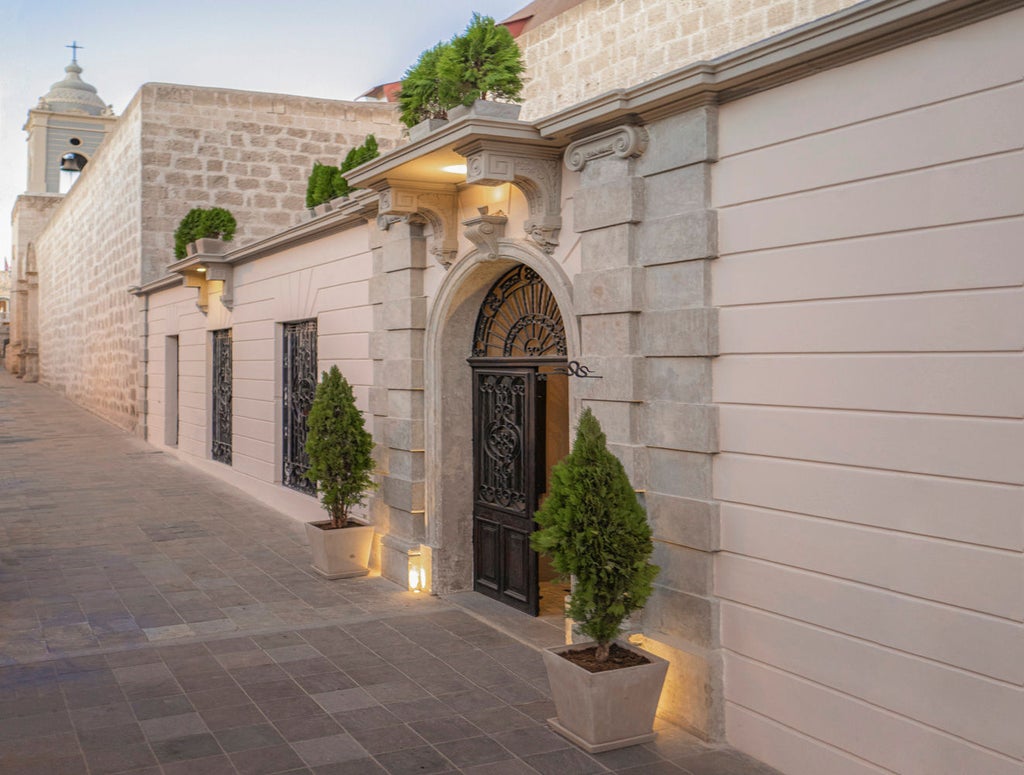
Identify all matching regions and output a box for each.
[0,371,779,775]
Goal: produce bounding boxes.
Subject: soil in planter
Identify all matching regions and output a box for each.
[560,643,650,673]
[310,520,364,530]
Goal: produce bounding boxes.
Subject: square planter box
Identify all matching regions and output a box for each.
[543,640,668,753]
[305,521,373,580]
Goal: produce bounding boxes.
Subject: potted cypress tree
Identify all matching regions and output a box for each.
[398,42,457,139]
[304,365,377,579]
[440,13,525,121]
[531,408,667,753]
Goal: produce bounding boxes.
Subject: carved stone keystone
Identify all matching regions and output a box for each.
[462,208,508,260]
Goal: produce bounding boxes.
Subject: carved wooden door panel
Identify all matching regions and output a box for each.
[472,366,545,615]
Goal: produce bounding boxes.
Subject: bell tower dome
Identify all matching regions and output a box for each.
[25,43,117,194]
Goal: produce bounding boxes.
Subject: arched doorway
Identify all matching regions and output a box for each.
[468,264,570,615]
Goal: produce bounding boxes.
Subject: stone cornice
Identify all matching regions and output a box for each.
[536,0,1023,140]
[347,117,558,189]
[131,191,378,297]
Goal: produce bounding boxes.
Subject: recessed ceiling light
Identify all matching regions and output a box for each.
[441,164,467,175]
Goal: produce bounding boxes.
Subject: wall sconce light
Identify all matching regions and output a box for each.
[408,550,427,593]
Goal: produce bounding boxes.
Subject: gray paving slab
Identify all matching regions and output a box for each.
[0,371,781,774]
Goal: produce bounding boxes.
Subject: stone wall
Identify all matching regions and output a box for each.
[517,0,862,120]
[33,102,143,425]
[28,82,403,431]
[137,84,403,284]
[5,194,62,374]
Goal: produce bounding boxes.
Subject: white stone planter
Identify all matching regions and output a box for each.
[542,640,668,753]
[408,118,449,142]
[305,522,374,580]
[186,237,229,256]
[448,100,522,121]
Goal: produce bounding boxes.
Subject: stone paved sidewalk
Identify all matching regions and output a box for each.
[0,371,780,775]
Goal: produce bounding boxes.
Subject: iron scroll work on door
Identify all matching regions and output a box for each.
[538,361,602,380]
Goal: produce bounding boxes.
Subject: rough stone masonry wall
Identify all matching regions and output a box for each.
[137,84,403,285]
[516,0,862,120]
[33,100,144,428]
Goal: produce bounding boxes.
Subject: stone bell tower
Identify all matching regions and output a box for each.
[6,44,117,378]
[24,42,117,194]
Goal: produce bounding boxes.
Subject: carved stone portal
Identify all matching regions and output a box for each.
[455,140,562,255]
[376,181,459,267]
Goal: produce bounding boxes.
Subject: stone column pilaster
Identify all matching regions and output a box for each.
[568,107,723,740]
[371,217,428,586]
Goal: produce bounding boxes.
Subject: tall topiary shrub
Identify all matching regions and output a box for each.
[532,408,658,662]
[398,42,457,128]
[305,136,381,208]
[437,13,524,106]
[305,162,344,209]
[305,365,376,529]
[173,207,237,258]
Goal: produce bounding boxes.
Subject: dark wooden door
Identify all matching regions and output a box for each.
[472,366,546,615]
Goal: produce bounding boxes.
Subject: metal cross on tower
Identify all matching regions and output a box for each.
[66,41,84,63]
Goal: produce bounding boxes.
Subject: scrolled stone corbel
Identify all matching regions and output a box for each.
[565,124,648,172]
[375,181,459,267]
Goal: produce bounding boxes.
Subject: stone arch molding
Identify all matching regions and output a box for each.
[422,239,579,593]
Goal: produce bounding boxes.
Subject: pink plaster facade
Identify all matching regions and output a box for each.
[711,9,1023,773]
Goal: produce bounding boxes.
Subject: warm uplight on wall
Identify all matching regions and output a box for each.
[441,164,467,175]
[408,551,426,592]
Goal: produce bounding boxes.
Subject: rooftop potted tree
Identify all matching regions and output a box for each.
[441,13,525,121]
[399,14,525,139]
[174,207,237,259]
[531,408,666,753]
[398,42,458,139]
[304,365,377,579]
[305,135,380,217]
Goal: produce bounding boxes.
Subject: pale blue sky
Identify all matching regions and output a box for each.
[0,0,527,263]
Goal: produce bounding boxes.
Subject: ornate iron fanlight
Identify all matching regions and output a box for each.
[472,265,566,358]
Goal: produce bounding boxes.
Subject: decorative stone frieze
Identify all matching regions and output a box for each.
[461,209,508,260]
[565,124,649,171]
[375,181,459,267]
[455,139,563,254]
